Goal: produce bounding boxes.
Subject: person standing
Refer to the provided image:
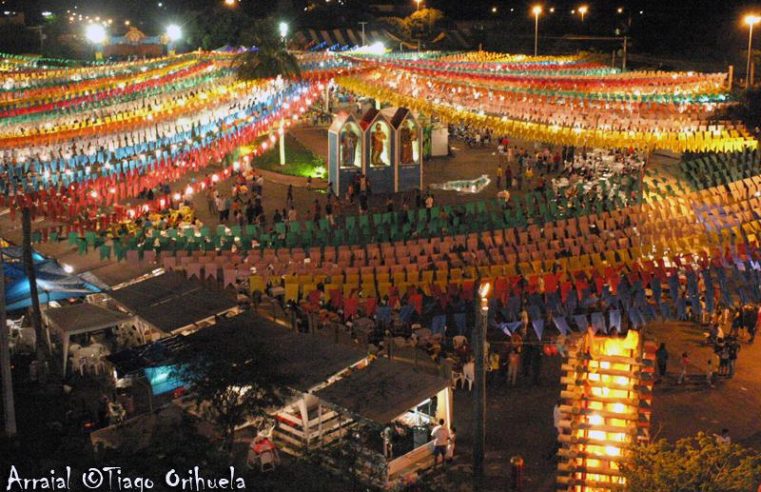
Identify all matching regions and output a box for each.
[505,166,512,190]
[715,428,731,445]
[718,342,730,376]
[678,352,689,384]
[507,346,520,386]
[431,419,451,468]
[728,337,740,377]
[496,164,503,190]
[425,193,434,221]
[215,193,226,223]
[553,399,562,436]
[487,350,500,386]
[655,342,668,382]
[446,426,457,463]
[325,200,334,226]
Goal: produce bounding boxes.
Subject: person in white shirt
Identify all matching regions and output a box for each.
[715,428,731,445]
[431,419,450,467]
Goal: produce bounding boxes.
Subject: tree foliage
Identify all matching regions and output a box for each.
[172,321,290,453]
[620,432,761,492]
[235,19,301,81]
[183,6,249,50]
[722,86,761,134]
[374,9,446,45]
[406,8,445,38]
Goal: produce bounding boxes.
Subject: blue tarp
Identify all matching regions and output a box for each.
[3,246,100,311]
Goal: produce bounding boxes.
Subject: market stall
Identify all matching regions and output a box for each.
[106,271,239,339]
[44,302,133,374]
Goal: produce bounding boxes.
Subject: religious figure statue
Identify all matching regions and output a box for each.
[371,123,387,166]
[400,121,417,165]
[341,128,358,167]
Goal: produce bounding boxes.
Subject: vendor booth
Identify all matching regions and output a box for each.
[101,314,450,488]
[314,358,452,488]
[44,302,133,374]
[106,271,239,339]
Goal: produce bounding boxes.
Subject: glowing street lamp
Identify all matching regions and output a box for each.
[279,21,289,40]
[85,23,107,60]
[578,5,588,22]
[745,14,761,88]
[165,24,181,55]
[414,0,422,11]
[532,5,542,56]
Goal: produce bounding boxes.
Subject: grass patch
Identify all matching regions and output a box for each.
[252,134,326,179]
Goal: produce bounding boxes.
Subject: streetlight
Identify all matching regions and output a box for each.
[415,0,422,11]
[473,281,491,487]
[279,21,289,40]
[85,23,107,60]
[578,5,588,22]
[745,14,761,88]
[165,24,181,55]
[532,5,542,56]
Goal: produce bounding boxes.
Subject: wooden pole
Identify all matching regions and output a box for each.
[472,297,487,486]
[22,208,47,382]
[0,250,17,437]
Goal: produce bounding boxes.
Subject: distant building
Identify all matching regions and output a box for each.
[103,27,165,59]
[0,10,24,26]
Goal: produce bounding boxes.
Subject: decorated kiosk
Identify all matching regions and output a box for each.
[328,107,423,196]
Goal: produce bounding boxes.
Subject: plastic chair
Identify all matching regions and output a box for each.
[259,450,276,472]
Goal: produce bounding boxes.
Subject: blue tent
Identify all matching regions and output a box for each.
[3,246,100,311]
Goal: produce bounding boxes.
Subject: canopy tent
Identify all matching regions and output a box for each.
[108,272,237,335]
[314,358,449,425]
[194,314,367,393]
[44,302,133,373]
[107,313,367,395]
[2,246,101,311]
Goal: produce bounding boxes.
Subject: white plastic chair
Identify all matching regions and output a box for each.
[463,361,475,391]
[259,450,276,472]
[451,369,464,389]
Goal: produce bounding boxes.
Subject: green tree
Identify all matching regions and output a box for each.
[235,19,300,81]
[97,414,230,484]
[724,86,761,132]
[183,6,249,51]
[377,17,411,42]
[620,432,761,492]
[172,321,289,454]
[405,8,445,43]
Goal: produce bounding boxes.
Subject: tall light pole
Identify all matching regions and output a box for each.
[473,282,490,487]
[0,250,17,438]
[745,15,761,88]
[358,21,367,46]
[532,5,542,56]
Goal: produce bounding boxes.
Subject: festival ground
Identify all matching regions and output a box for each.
[4,124,760,490]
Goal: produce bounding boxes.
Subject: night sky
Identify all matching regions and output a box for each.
[7,0,761,58]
